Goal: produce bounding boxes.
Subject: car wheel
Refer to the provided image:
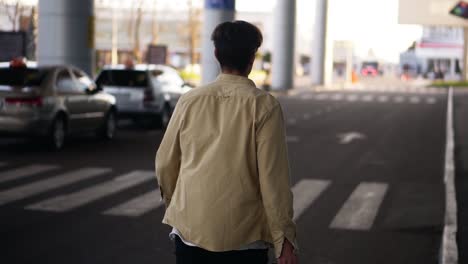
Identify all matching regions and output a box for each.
[48,116,66,150]
[98,110,117,140]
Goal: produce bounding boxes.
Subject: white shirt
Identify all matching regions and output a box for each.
[169,227,270,250]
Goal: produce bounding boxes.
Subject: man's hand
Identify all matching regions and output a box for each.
[277,239,298,264]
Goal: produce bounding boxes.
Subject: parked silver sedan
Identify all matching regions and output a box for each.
[0,61,117,150]
[95,64,191,128]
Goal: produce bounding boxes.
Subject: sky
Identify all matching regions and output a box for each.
[19,0,422,63]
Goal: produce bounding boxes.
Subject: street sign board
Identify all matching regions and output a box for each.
[146,45,167,65]
[450,1,468,19]
[399,0,468,26]
[205,0,235,10]
[0,31,26,61]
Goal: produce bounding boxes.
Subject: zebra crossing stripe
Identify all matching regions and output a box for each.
[362,95,374,102]
[315,94,328,100]
[377,95,389,103]
[0,168,111,206]
[103,189,163,217]
[410,96,421,104]
[394,96,405,103]
[301,94,314,100]
[292,179,330,221]
[346,94,358,102]
[330,182,388,230]
[331,94,344,101]
[0,164,59,184]
[26,170,155,212]
[427,98,437,104]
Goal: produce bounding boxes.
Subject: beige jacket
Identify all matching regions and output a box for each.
[155,73,298,257]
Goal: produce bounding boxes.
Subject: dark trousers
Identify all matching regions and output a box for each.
[174,236,269,264]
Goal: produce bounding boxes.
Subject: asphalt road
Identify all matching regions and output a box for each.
[0,84,448,264]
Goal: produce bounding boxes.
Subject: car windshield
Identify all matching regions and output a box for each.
[0,67,47,86]
[96,69,149,87]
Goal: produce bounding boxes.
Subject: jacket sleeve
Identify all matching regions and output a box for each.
[155,101,185,206]
[256,103,299,258]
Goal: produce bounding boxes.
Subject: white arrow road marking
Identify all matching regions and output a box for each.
[287,118,297,125]
[330,182,388,230]
[338,132,366,144]
[286,136,300,143]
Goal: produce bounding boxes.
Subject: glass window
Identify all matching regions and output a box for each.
[72,69,94,91]
[96,69,149,88]
[56,70,78,92]
[154,70,183,87]
[0,68,47,86]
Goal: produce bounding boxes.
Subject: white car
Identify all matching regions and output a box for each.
[96,64,192,128]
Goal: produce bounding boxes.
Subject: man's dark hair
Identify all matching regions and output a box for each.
[211,20,263,72]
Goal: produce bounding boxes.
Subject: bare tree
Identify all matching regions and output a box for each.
[187,0,201,64]
[133,1,143,62]
[125,0,144,63]
[0,0,29,31]
[150,0,158,45]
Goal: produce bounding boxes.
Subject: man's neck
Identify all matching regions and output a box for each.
[222,69,249,77]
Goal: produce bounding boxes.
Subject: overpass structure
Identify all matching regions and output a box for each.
[37,0,331,90]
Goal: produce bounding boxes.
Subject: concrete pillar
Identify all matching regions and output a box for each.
[201,0,235,84]
[463,27,468,81]
[271,0,296,91]
[38,0,95,75]
[311,0,328,85]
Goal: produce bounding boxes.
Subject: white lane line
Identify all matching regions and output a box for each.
[301,94,314,100]
[427,97,437,104]
[330,182,388,230]
[0,164,59,184]
[286,136,300,143]
[377,95,389,103]
[394,96,405,103]
[362,94,375,102]
[103,189,163,217]
[441,87,458,264]
[0,168,111,206]
[26,170,155,212]
[292,179,330,221]
[315,94,329,100]
[303,113,311,120]
[346,94,358,102]
[410,96,421,104]
[331,93,344,101]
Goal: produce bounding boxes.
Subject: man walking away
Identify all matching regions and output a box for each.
[156,20,298,264]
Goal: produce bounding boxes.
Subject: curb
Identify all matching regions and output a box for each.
[441,87,459,264]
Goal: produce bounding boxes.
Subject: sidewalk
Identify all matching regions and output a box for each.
[453,89,468,263]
